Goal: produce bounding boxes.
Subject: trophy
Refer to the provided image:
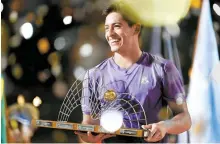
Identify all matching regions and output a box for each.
[32,69,150,138]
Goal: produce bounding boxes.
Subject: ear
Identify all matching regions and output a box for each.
[133,24,141,35]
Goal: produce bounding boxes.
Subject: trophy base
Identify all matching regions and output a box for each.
[32,119,149,138]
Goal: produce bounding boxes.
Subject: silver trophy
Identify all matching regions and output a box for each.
[33,69,150,138]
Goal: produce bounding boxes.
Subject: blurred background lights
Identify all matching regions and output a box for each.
[52,130,68,143]
[1,56,8,71]
[37,38,50,54]
[17,94,25,106]
[51,65,62,77]
[48,52,60,66]
[33,96,42,107]
[0,2,3,12]
[52,81,68,99]
[38,69,51,82]
[191,0,201,9]
[211,62,220,84]
[74,8,86,21]
[35,16,44,27]
[19,22,34,39]
[36,4,49,17]
[8,53,16,65]
[165,24,181,37]
[9,11,18,23]
[61,7,73,18]
[63,16,72,25]
[79,43,93,57]
[213,3,220,16]
[26,12,36,22]
[12,64,23,79]
[54,37,66,50]
[9,34,22,48]
[213,21,220,31]
[73,66,86,81]
[118,0,191,26]
[100,110,123,132]
[97,23,105,40]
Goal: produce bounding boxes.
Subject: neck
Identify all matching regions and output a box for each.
[113,44,142,69]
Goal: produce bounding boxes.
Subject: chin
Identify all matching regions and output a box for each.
[110,46,120,52]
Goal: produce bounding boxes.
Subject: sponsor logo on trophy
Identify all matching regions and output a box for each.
[120,129,138,135]
[56,122,73,129]
[36,120,52,127]
[77,124,95,131]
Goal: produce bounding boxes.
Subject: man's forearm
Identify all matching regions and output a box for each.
[163,112,191,134]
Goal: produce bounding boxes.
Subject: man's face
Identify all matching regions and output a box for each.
[105,12,135,52]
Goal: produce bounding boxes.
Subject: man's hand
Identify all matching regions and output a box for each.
[142,121,167,142]
[75,131,116,143]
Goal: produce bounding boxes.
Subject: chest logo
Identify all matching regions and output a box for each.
[141,76,149,84]
[104,90,117,101]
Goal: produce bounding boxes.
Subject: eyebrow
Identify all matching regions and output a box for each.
[105,22,122,27]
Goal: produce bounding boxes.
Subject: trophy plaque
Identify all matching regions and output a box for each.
[32,120,149,137]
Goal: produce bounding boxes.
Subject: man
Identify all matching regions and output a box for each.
[75,2,191,143]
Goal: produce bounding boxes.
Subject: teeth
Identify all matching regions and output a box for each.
[110,39,119,43]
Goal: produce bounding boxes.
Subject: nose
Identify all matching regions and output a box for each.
[107,27,116,38]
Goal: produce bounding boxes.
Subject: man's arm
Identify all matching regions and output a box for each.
[142,101,191,142]
[142,60,191,142]
[164,101,191,134]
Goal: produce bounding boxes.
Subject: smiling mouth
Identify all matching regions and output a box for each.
[109,39,120,45]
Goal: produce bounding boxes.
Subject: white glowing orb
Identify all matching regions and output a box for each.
[20,23,34,39]
[165,24,180,37]
[1,2,3,12]
[33,96,42,107]
[63,16,72,25]
[9,11,18,23]
[211,62,220,84]
[100,110,123,132]
[54,37,66,50]
[79,43,93,57]
[213,3,220,16]
[73,66,86,81]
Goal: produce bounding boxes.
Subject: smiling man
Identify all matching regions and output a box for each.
[75,2,191,143]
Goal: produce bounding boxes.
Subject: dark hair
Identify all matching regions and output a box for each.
[102,3,138,27]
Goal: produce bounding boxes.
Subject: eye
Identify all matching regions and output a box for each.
[105,27,109,32]
[114,25,121,28]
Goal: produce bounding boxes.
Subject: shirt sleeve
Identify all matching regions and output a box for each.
[162,60,186,103]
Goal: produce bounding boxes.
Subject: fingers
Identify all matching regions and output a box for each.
[74,131,87,137]
[143,124,162,142]
[152,131,161,140]
[87,131,105,139]
[100,134,116,141]
[75,131,115,142]
[142,124,152,129]
[87,131,115,140]
[148,125,157,139]
[146,131,161,142]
